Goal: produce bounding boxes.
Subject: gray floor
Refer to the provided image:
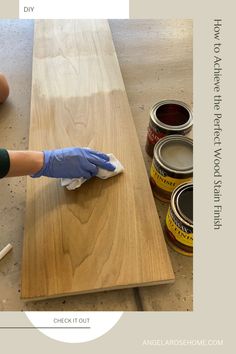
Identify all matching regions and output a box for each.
[0,20,193,311]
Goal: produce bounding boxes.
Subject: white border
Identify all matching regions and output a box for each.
[25,311,123,343]
[19,0,129,19]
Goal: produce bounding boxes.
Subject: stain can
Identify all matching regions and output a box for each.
[145,100,193,157]
[150,135,193,201]
[165,182,193,256]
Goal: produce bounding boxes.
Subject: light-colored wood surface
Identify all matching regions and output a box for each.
[21,20,174,300]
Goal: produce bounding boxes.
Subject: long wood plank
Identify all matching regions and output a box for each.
[21,20,174,300]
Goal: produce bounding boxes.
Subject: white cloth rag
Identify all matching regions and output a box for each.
[61,153,124,190]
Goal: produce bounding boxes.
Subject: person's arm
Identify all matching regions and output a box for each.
[0,148,115,179]
[7,150,44,177]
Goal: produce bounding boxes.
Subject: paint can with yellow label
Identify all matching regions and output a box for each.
[150,135,193,201]
[165,182,193,256]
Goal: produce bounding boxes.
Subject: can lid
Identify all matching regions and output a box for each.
[155,135,193,173]
[150,100,193,132]
[176,184,193,224]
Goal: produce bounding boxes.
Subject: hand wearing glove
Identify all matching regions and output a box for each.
[32,147,115,179]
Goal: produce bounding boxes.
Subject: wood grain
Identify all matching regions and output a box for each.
[21,20,174,300]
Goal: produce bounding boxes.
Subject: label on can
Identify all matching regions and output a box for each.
[150,163,191,193]
[147,125,165,145]
[166,207,193,247]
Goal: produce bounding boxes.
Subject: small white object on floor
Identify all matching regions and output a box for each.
[0,243,13,261]
[61,153,124,190]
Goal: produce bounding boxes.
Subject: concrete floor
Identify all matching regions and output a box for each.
[0,20,193,311]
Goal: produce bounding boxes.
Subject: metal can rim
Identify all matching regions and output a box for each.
[153,135,193,175]
[150,99,193,132]
[171,182,193,228]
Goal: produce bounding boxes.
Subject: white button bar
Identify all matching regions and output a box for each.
[19,0,129,19]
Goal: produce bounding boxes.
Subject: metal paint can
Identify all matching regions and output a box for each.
[165,182,193,256]
[145,100,193,157]
[150,135,193,201]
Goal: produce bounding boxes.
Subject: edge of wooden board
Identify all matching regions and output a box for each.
[21,278,175,301]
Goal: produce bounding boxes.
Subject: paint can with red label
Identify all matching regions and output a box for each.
[145,100,193,157]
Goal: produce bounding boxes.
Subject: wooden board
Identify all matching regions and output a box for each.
[21,20,174,300]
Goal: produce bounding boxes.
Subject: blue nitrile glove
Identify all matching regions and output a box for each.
[31,147,115,179]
